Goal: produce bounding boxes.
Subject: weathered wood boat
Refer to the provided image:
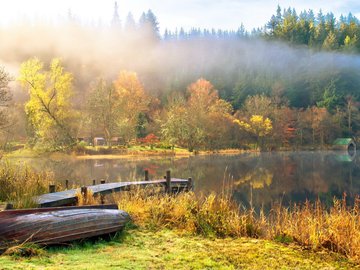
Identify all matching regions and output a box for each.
[0,204,130,250]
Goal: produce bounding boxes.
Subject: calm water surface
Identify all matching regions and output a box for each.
[12,151,360,208]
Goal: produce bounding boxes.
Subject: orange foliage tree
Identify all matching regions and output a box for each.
[162,78,234,151]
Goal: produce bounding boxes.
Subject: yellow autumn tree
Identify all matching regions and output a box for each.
[234,115,272,149]
[18,58,77,149]
[113,70,150,143]
[162,78,234,151]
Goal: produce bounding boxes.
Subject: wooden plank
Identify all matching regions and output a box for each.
[36,178,189,207]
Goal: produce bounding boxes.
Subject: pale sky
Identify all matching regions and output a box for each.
[0,0,359,32]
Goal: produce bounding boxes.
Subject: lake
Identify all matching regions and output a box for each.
[11,151,360,209]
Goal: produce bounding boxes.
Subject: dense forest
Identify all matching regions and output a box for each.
[0,4,360,151]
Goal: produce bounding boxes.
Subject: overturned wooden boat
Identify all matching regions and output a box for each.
[0,204,130,249]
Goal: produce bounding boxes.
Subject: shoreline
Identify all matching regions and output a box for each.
[3,146,342,161]
[74,148,253,160]
[4,148,255,161]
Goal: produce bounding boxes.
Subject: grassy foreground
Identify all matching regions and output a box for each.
[0,229,358,270]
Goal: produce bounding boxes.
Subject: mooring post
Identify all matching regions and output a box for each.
[4,203,13,210]
[81,186,88,198]
[166,170,171,193]
[49,184,56,193]
[65,179,69,189]
[144,170,149,181]
[187,177,193,191]
[93,179,96,185]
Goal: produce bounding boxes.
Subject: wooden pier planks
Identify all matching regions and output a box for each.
[36,178,189,207]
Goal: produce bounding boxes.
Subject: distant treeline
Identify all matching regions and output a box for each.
[163,6,360,54]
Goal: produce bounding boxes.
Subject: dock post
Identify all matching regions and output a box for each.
[187,177,193,191]
[93,179,96,185]
[81,186,88,199]
[166,170,171,193]
[4,203,13,210]
[65,180,69,189]
[144,170,149,181]
[49,184,56,193]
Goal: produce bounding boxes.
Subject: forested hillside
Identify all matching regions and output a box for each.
[0,5,360,151]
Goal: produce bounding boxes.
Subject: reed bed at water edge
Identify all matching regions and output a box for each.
[0,160,54,208]
[115,188,360,263]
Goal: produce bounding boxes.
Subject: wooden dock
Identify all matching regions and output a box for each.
[37,178,191,208]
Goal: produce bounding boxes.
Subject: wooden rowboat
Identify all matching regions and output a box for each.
[0,204,130,249]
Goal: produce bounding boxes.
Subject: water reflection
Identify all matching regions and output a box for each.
[334,150,356,162]
[11,151,360,208]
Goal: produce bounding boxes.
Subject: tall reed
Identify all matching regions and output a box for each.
[115,188,360,263]
[75,189,100,206]
[267,195,360,261]
[0,160,54,208]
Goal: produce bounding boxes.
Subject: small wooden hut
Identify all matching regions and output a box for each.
[333,138,356,152]
[93,137,106,146]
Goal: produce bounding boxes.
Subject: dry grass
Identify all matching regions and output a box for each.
[0,159,104,208]
[3,243,45,258]
[0,160,54,208]
[115,188,245,237]
[75,189,101,206]
[115,188,360,263]
[268,195,360,262]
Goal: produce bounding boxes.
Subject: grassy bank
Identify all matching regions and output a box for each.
[0,229,358,270]
[4,145,250,161]
[114,189,360,264]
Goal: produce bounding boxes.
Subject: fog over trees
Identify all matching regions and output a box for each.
[1,4,360,151]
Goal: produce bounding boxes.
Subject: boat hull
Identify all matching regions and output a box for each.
[0,205,130,248]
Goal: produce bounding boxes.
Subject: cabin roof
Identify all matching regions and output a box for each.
[333,138,354,145]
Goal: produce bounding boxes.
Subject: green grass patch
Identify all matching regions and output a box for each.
[0,229,357,270]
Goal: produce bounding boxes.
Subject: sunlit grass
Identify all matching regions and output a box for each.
[115,188,360,263]
[0,229,357,270]
[0,160,54,208]
[75,189,100,206]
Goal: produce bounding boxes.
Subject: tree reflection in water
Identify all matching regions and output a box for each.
[11,151,360,209]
